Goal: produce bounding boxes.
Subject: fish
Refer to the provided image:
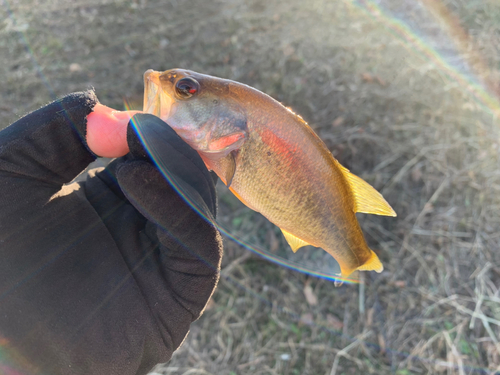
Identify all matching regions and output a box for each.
[142,68,396,278]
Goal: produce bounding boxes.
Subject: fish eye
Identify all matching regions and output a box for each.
[175,77,200,99]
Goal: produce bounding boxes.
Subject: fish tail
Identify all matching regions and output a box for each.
[338,249,384,278]
[356,249,384,273]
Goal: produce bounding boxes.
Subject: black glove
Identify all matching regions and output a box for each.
[122,113,218,220]
[0,92,222,375]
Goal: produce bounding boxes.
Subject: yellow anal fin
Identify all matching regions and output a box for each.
[355,250,384,273]
[280,229,311,253]
[338,163,397,217]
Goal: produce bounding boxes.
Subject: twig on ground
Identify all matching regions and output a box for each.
[443,330,466,375]
[359,272,365,316]
[329,331,372,375]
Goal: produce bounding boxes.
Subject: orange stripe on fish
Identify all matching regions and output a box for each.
[259,127,298,157]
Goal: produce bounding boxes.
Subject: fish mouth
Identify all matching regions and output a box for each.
[143,69,174,121]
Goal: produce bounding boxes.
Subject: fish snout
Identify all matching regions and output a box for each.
[144,69,161,86]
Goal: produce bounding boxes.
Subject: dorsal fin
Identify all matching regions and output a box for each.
[337,163,396,217]
[280,229,311,253]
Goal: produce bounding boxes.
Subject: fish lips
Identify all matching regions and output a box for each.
[143,69,174,121]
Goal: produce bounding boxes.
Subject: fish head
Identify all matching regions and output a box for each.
[143,69,248,161]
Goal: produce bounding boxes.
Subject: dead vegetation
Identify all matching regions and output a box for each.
[1,0,499,374]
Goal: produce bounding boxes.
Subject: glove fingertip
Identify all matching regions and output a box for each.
[126,116,150,160]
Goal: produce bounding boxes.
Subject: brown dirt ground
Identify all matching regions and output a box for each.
[1,0,500,374]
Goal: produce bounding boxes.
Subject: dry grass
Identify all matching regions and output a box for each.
[1,0,500,374]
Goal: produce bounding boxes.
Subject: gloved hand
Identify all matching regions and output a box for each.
[122,112,218,220]
[0,91,222,375]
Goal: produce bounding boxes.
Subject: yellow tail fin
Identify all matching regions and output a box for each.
[356,250,384,273]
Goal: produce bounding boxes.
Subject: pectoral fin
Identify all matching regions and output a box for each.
[338,163,397,217]
[280,229,311,253]
[225,152,236,188]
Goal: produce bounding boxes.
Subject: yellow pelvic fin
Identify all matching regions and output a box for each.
[280,229,311,253]
[338,164,397,217]
[355,250,384,273]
